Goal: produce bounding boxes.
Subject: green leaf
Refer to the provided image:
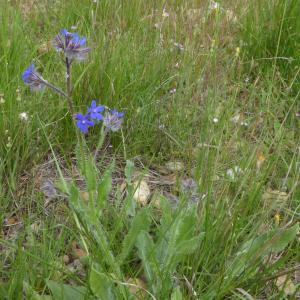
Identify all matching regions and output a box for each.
[171,234,205,263]
[165,234,204,272]
[123,160,136,216]
[157,208,198,267]
[136,231,159,284]
[267,223,299,253]
[23,282,52,300]
[97,167,113,210]
[85,157,97,192]
[124,190,136,217]
[119,210,151,264]
[69,184,81,211]
[46,280,87,300]
[75,141,89,175]
[171,286,183,300]
[231,223,299,278]
[55,178,71,195]
[90,268,115,300]
[237,223,299,258]
[125,160,135,184]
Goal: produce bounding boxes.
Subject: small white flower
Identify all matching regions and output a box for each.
[234,166,243,174]
[226,169,235,180]
[174,42,184,51]
[154,23,161,29]
[209,0,220,11]
[240,121,249,127]
[231,114,240,124]
[19,112,29,121]
[213,117,219,123]
[226,166,243,181]
[162,8,169,18]
[169,88,177,94]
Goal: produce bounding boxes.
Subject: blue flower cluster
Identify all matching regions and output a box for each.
[22,29,90,91]
[21,28,124,135]
[22,64,46,91]
[53,29,90,61]
[76,100,124,134]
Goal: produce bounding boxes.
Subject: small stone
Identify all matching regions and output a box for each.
[30,221,41,232]
[133,180,151,206]
[63,255,70,264]
[127,278,147,298]
[41,180,57,199]
[276,275,296,296]
[165,161,184,172]
[72,241,88,259]
[79,191,89,202]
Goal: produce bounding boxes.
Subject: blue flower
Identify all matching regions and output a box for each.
[75,113,94,133]
[88,100,105,121]
[103,109,124,132]
[53,29,90,61]
[22,64,45,91]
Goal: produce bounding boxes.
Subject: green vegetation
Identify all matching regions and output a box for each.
[0,0,299,299]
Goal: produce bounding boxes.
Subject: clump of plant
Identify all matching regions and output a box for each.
[22,29,124,136]
[21,28,300,300]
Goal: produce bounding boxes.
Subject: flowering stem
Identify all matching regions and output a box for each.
[65,58,75,116]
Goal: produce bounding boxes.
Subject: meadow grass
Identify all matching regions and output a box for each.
[0,0,299,299]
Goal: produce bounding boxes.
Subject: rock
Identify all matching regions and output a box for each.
[62,255,70,264]
[79,191,89,202]
[133,180,151,206]
[71,241,88,259]
[127,278,147,298]
[165,161,184,172]
[275,275,296,296]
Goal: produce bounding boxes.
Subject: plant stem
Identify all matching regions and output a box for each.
[66,57,75,116]
[93,125,107,161]
[42,80,68,98]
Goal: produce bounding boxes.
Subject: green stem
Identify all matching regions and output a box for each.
[43,80,68,98]
[93,125,107,162]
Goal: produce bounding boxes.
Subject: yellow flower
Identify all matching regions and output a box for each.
[274,212,280,225]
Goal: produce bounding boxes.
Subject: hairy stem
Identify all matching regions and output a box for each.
[42,80,68,98]
[93,125,107,161]
[66,57,75,116]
